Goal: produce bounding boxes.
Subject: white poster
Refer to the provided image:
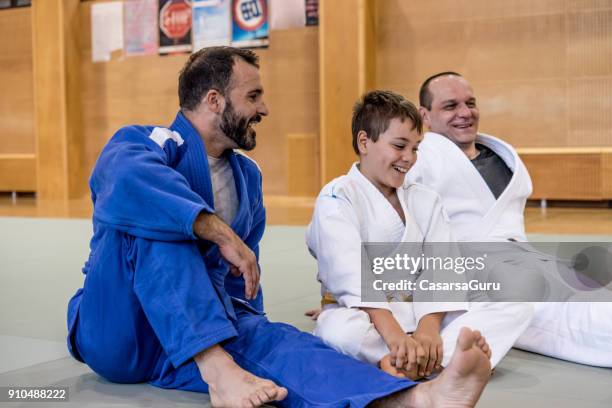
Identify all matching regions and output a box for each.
[91,2,124,62]
[270,0,304,30]
[124,0,158,56]
[192,0,231,51]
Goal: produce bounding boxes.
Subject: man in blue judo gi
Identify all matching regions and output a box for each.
[67,46,491,407]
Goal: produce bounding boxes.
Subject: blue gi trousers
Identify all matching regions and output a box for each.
[68,229,414,407]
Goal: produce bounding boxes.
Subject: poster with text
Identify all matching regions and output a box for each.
[305,0,318,26]
[124,0,158,56]
[192,0,231,51]
[159,0,192,54]
[231,0,269,48]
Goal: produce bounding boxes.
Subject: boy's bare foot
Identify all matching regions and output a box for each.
[195,345,288,408]
[379,354,422,381]
[371,327,491,407]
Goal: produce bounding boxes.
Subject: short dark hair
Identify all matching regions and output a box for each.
[178,46,259,111]
[419,71,462,110]
[351,90,422,154]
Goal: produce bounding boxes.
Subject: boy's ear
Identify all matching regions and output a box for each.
[357,130,369,155]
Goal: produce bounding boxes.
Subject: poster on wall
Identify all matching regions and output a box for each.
[305,0,318,26]
[192,0,231,51]
[231,0,269,48]
[91,1,124,62]
[158,0,192,54]
[124,0,158,56]
[269,0,305,30]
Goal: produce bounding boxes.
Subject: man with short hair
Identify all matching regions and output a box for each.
[66,47,492,408]
[407,72,612,367]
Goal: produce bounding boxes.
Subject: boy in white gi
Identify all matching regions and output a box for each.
[306,90,533,380]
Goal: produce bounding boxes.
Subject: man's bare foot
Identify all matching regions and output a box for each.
[371,327,490,407]
[195,345,288,408]
[379,354,422,381]
[473,330,492,360]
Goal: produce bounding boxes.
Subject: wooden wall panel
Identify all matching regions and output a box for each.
[568,9,612,77]
[32,0,84,200]
[248,28,320,195]
[521,153,602,200]
[569,78,612,147]
[377,5,566,88]
[376,0,612,150]
[477,80,567,147]
[319,0,375,185]
[286,133,319,197]
[0,7,35,155]
[0,155,36,191]
[79,1,319,196]
[378,0,565,25]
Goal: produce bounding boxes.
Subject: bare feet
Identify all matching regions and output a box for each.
[473,330,492,360]
[379,354,422,381]
[372,327,491,408]
[195,345,288,408]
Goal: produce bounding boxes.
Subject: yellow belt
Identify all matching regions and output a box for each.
[321,292,413,306]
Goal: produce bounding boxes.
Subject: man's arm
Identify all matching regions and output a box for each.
[193,212,260,300]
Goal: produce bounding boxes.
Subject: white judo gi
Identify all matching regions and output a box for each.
[306,164,532,368]
[407,131,612,367]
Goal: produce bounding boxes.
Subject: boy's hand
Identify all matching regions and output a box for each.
[387,333,426,374]
[412,328,443,377]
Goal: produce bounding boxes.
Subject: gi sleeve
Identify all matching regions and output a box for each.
[91,127,212,242]
[307,195,391,311]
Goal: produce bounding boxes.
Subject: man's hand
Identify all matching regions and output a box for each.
[412,312,445,376]
[193,212,260,299]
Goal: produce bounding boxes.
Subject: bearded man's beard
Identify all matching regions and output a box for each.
[220,100,261,151]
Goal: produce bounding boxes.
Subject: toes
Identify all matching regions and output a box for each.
[457,327,476,350]
[275,386,288,401]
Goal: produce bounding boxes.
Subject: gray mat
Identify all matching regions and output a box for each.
[0,217,610,407]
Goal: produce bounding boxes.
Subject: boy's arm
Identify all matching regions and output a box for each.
[412,312,445,376]
[361,307,425,372]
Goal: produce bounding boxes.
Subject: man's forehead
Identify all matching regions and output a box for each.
[429,75,474,101]
[230,58,262,90]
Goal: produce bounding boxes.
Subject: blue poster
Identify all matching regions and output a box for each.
[231,0,269,48]
[192,0,231,50]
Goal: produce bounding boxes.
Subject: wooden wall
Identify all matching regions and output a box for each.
[1,1,612,202]
[0,7,36,191]
[0,7,35,155]
[79,0,319,197]
[376,0,612,149]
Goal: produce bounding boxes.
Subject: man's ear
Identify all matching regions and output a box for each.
[419,106,431,128]
[357,130,369,155]
[204,89,224,114]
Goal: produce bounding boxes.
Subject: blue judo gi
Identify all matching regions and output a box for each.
[66,111,415,407]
